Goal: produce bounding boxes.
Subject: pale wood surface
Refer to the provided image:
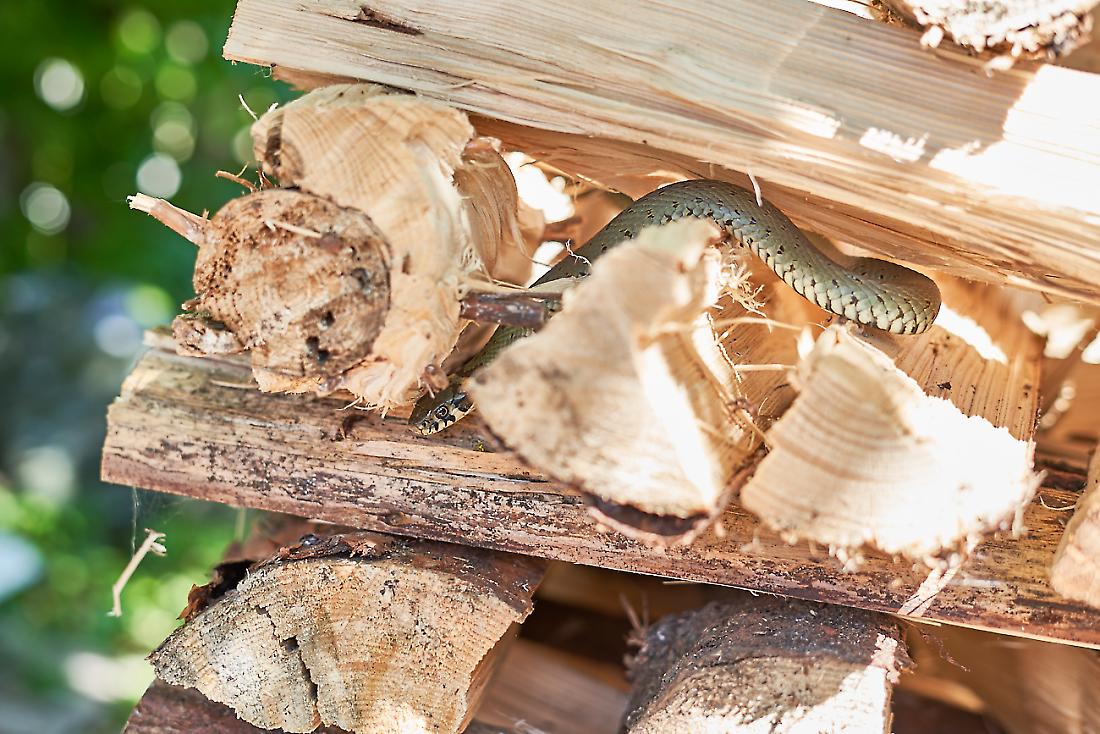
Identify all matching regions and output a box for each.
[225,0,1100,304]
[101,339,1100,648]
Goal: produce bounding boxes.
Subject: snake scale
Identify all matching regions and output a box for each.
[411,179,941,435]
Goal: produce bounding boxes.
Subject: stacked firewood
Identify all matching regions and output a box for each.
[109,1,1100,732]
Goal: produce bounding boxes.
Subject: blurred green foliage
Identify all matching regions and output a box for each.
[0,2,294,731]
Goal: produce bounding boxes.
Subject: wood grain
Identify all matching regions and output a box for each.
[102,339,1100,648]
[224,0,1100,304]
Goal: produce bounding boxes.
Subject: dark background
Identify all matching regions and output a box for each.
[0,3,294,731]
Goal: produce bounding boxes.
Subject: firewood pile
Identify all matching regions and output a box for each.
[106,1,1100,732]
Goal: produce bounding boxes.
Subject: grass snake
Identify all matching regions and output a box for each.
[411,179,941,435]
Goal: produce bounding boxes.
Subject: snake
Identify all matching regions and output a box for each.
[410,179,941,435]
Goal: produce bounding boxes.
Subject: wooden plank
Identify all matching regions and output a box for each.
[224,0,1100,304]
[101,340,1100,648]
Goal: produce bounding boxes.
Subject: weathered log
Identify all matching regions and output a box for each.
[133,84,536,412]
[224,0,1100,306]
[100,335,1100,647]
[1051,447,1100,606]
[148,526,544,733]
[621,598,910,733]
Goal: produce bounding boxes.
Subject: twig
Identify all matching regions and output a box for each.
[108,528,167,617]
[264,219,322,238]
[128,194,210,246]
[238,93,258,121]
[215,169,257,192]
[459,289,563,328]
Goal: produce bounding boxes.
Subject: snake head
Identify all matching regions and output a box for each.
[409,382,474,435]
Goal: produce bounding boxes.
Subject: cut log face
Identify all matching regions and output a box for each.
[622,598,910,733]
[741,279,1042,565]
[177,189,391,380]
[469,219,751,537]
[1051,448,1100,607]
[149,530,544,734]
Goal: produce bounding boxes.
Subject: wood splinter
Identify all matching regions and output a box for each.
[148,526,544,734]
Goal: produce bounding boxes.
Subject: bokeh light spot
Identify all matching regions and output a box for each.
[135,153,181,198]
[64,652,153,703]
[116,9,161,55]
[155,65,197,102]
[94,313,143,358]
[20,183,71,235]
[126,284,175,327]
[165,20,208,64]
[35,59,85,112]
[101,66,143,109]
[151,102,196,161]
[232,125,255,164]
[16,446,76,506]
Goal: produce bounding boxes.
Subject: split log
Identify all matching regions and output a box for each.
[883,0,1097,60]
[621,598,910,733]
[909,623,1100,734]
[225,0,1100,306]
[1051,447,1100,606]
[469,219,753,539]
[129,639,625,734]
[133,84,536,411]
[148,526,544,733]
[101,335,1100,648]
[741,277,1042,565]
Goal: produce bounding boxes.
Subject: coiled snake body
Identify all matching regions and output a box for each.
[411,180,940,435]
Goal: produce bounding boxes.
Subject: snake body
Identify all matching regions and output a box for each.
[411,179,941,435]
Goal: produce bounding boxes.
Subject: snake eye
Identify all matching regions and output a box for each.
[434,405,450,419]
